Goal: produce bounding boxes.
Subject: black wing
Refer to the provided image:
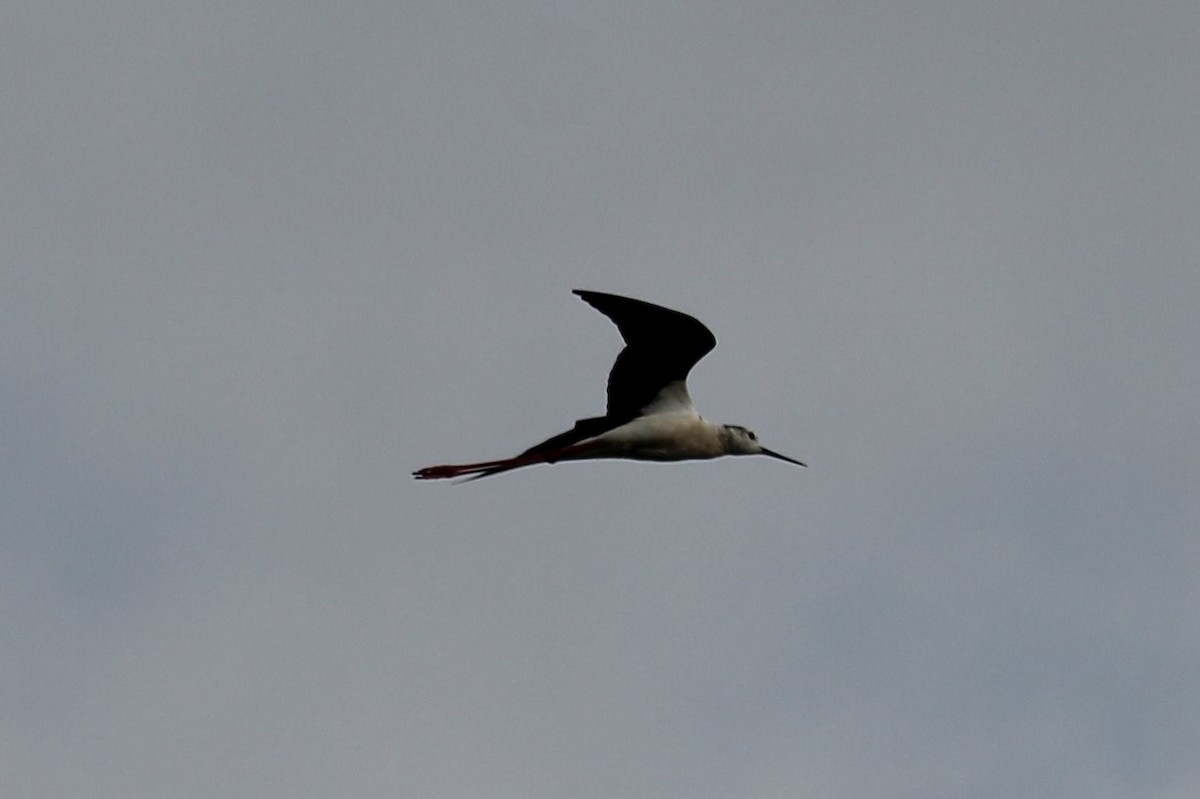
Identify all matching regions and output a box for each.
[573,290,716,420]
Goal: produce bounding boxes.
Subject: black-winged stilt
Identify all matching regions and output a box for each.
[414,290,805,481]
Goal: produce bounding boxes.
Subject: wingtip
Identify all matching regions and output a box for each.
[572,289,606,308]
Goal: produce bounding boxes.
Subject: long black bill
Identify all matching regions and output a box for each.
[761,448,807,468]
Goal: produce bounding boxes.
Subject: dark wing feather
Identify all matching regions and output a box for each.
[519,415,615,457]
[573,290,716,419]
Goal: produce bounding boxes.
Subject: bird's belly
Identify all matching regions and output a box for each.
[595,415,722,461]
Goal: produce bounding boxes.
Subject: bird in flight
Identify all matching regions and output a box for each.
[414,290,805,481]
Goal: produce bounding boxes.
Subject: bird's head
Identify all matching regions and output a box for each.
[720,425,806,467]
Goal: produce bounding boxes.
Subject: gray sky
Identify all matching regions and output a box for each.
[4,3,1199,797]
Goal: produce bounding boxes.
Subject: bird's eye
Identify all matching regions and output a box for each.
[749,431,758,441]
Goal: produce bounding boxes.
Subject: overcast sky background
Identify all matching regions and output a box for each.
[4,3,1199,797]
